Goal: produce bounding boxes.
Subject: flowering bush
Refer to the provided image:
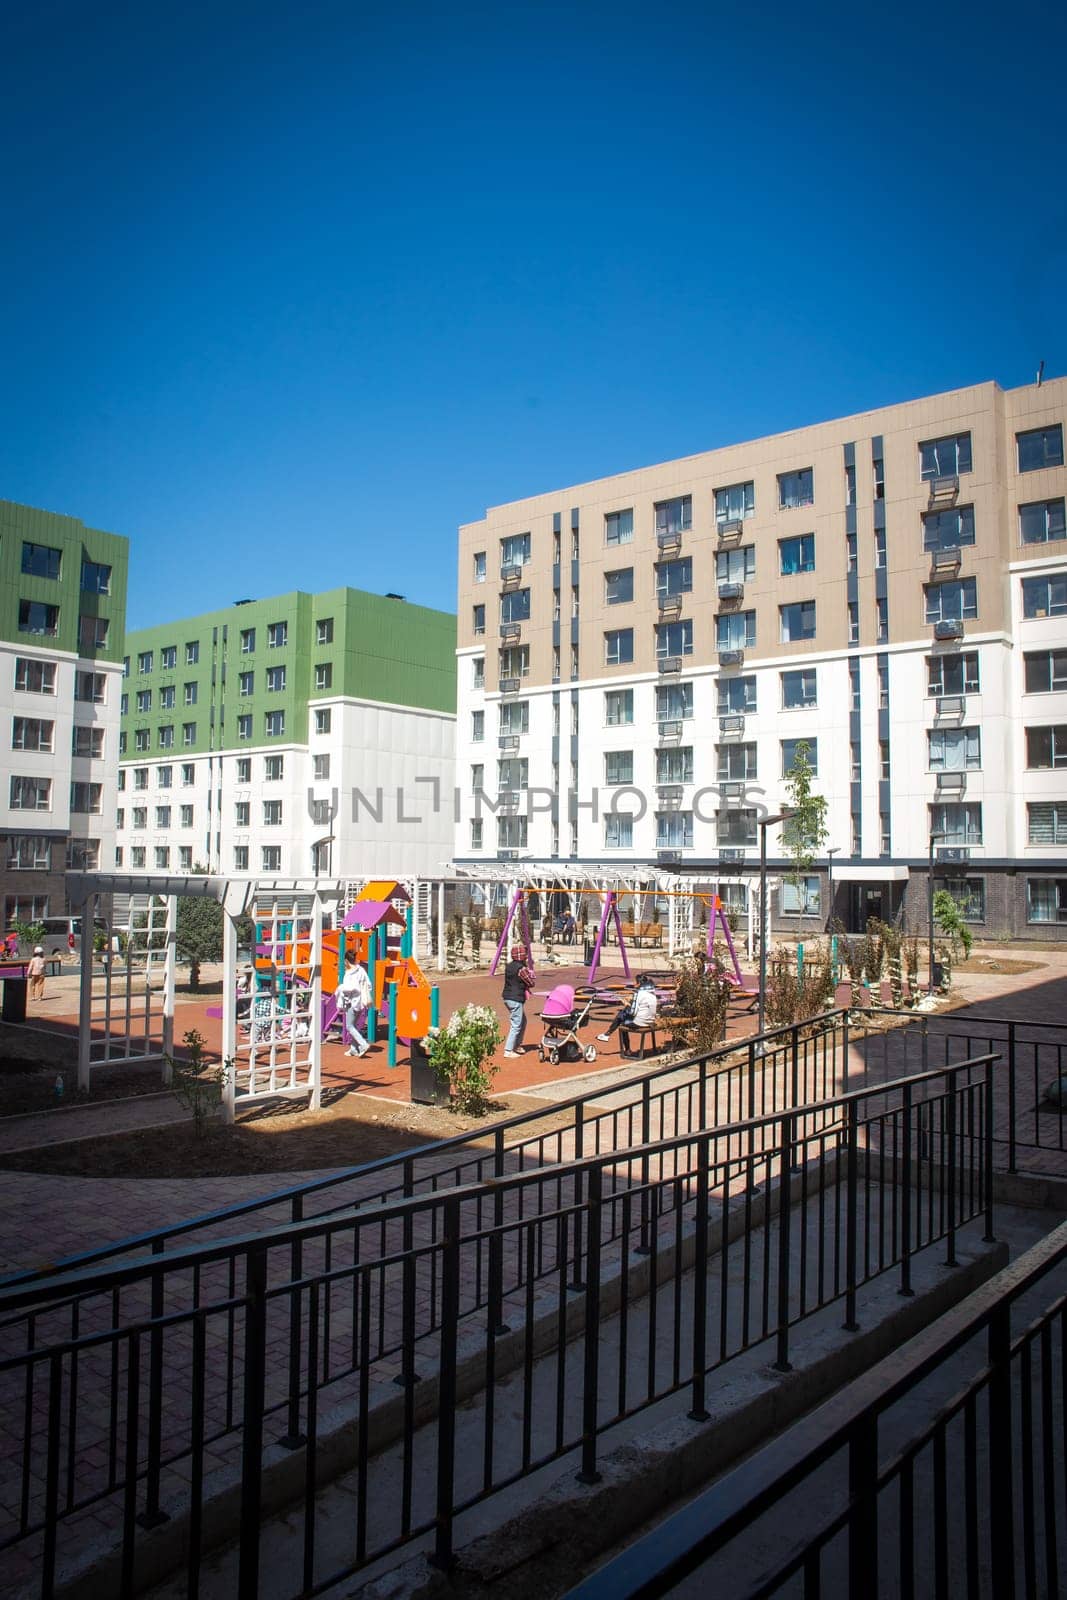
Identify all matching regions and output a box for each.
[427,1003,502,1114]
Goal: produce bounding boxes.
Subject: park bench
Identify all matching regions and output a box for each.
[615,921,664,949]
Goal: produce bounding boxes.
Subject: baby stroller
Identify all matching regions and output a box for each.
[538,984,598,1066]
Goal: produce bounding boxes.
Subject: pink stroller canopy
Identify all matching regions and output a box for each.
[542,983,576,1018]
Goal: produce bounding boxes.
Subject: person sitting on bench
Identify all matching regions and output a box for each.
[597,974,658,1042]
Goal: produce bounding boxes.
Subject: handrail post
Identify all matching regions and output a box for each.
[899,1082,914,1297]
[570,1102,586,1288]
[687,1136,710,1420]
[984,1056,997,1243]
[279,1194,306,1448]
[576,1163,604,1485]
[945,1067,958,1268]
[431,1195,462,1570]
[237,1247,268,1600]
[137,1242,169,1526]
[774,1115,794,1372]
[988,1300,1015,1596]
[489,1128,509,1334]
[842,1097,860,1332]
[395,1159,420,1385]
[848,1414,879,1595]
[1007,1022,1018,1174]
[636,1080,652,1254]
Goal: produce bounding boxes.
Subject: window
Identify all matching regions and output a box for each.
[134,768,148,789]
[315,663,333,691]
[718,743,757,781]
[136,689,152,713]
[237,714,253,740]
[928,652,980,696]
[234,798,252,827]
[782,737,818,775]
[850,742,861,781]
[74,671,105,703]
[180,763,195,786]
[498,700,529,735]
[470,762,484,792]
[779,534,815,575]
[718,676,756,715]
[313,754,330,780]
[717,611,755,650]
[716,547,755,583]
[263,800,283,826]
[1020,499,1066,544]
[501,588,530,623]
[77,615,108,652]
[473,604,486,636]
[781,877,820,916]
[846,531,858,573]
[931,877,985,924]
[314,708,331,735]
[782,668,817,709]
[71,726,103,758]
[605,568,633,605]
[499,645,529,680]
[845,462,856,506]
[500,532,531,568]
[1028,803,1067,845]
[877,658,889,710]
[920,433,972,480]
[658,681,694,719]
[13,715,53,754]
[1017,425,1064,473]
[117,808,125,829]
[605,751,634,786]
[158,725,174,749]
[928,727,981,770]
[263,755,283,781]
[18,600,59,636]
[715,481,754,523]
[605,509,634,546]
[7,835,52,871]
[173,845,191,871]
[129,847,145,868]
[1024,649,1067,698]
[83,560,113,601]
[160,645,177,670]
[266,665,286,692]
[159,685,175,709]
[264,710,285,737]
[137,651,153,673]
[778,468,813,509]
[873,451,885,500]
[470,819,483,850]
[657,557,693,596]
[923,506,976,550]
[605,689,634,726]
[70,782,102,813]
[656,811,693,849]
[471,709,485,742]
[604,814,633,849]
[780,600,816,642]
[879,740,891,780]
[1028,879,1067,924]
[605,629,634,665]
[259,846,280,871]
[657,746,693,784]
[66,840,100,871]
[131,806,147,829]
[929,802,983,845]
[14,658,56,694]
[498,815,528,850]
[184,641,199,665]
[570,642,580,676]
[848,604,861,645]
[472,657,485,689]
[118,732,127,755]
[21,541,62,579]
[656,620,693,658]
[157,765,173,788]
[1022,575,1067,619]
[878,813,891,855]
[718,808,757,846]
[655,496,692,536]
[1027,725,1067,769]
[240,627,255,654]
[176,804,192,829]
[925,578,977,622]
[851,813,862,855]
[267,622,287,648]
[179,722,195,747]
[155,805,171,828]
[183,682,197,706]
[876,598,889,642]
[316,617,334,646]
[237,670,253,697]
[874,529,887,569]
[473,551,487,584]
[134,729,149,752]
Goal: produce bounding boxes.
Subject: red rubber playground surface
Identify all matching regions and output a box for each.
[38,963,763,1105]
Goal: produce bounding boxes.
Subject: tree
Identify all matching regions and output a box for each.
[175,897,253,989]
[780,740,829,885]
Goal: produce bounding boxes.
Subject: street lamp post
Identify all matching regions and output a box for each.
[757,810,794,1040]
[826,846,840,930]
[928,832,946,993]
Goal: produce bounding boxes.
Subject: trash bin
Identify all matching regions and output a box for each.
[408,1035,450,1107]
[583,937,595,966]
[1,976,27,1024]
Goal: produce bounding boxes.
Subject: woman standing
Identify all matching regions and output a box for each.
[501,943,533,1058]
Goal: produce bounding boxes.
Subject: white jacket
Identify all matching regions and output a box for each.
[336,964,372,1012]
[630,987,658,1026]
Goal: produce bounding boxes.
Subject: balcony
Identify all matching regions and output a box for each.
[934,769,967,793]
[657,719,683,742]
[657,591,683,615]
[718,648,745,667]
[499,621,522,641]
[718,714,745,737]
[717,581,744,603]
[933,619,964,641]
[497,734,520,752]
[719,846,747,864]
[934,695,966,721]
[717,519,744,544]
[929,546,961,576]
[928,475,960,506]
[656,527,683,551]
[657,654,683,675]
[500,563,523,590]
[499,676,521,696]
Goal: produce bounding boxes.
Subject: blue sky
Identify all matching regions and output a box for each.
[2,0,1064,628]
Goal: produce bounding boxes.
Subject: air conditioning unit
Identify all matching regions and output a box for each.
[717,519,744,540]
[935,695,966,719]
[718,714,745,735]
[719,781,744,801]
[498,734,520,751]
[936,846,970,864]
[497,848,519,861]
[656,783,684,802]
[934,620,964,640]
[719,847,746,864]
[656,849,682,866]
[929,546,961,573]
[500,563,523,587]
[499,621,522,640]
[929,475,960,503]
[496,788,520,808]
[935,769,966,791]
[718,648,745,667]
[498,676,521,695]
[657,591,682,613]
[717,581,744,602]
[656,528,682,549]
[658,654,683,674]
[657,719,683,740]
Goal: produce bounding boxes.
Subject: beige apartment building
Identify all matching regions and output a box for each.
[454,377,1067,939]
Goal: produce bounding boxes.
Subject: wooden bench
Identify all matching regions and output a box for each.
[616,921,664,949]
[618,1022,661,1059]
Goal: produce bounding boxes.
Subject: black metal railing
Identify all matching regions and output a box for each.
[564,1214,1067,1600]
[0,1055,997,1599]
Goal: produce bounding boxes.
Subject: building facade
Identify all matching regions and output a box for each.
[1,498,129,925]
[454,378,1067,939]
[118,588,456,880]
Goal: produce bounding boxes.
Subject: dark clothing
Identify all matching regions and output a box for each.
[502,959,529,1002]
